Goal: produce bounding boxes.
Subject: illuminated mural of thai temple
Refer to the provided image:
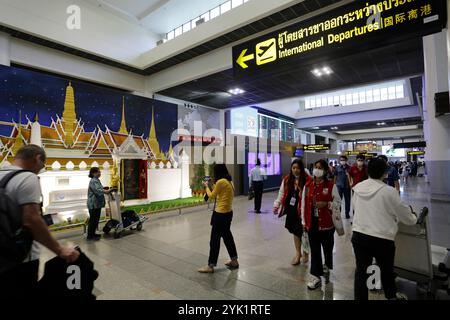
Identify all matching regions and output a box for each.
[0,81,191,224]
[0,81,173,169]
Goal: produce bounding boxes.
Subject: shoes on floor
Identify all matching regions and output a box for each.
[198,265,214,273]
[291,256,301,266]
[87,234,101,241]
[224,260,239,269]
[300,254,309,264]
[394,292,408,300]
[307,275,322,290]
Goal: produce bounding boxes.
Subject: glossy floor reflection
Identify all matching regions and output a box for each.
[39,177,449,300]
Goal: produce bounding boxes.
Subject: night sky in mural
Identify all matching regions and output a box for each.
[0,65,177,153]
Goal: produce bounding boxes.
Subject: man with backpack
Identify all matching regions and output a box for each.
[0,145,79,298]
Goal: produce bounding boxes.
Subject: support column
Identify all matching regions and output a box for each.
[423,31,450,201]
[0,32,11,66]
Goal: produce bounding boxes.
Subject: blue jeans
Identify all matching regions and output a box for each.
[337,186,351,218]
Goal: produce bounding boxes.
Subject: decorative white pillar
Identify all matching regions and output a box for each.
[180,150,192,198]
[30,119,42,147]
[422,31,450,201]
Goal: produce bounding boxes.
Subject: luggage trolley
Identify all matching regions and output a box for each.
[102,189,149,239]
[393,207,449,298]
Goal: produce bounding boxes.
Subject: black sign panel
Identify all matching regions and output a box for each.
[393,141,427,148]
[303,144,331,151]
[233,0,446,78]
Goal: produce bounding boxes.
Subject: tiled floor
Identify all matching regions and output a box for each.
[39,177,450,300]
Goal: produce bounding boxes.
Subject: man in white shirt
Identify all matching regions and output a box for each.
[351,157,417,300]
[249,159,266,214]
[0,145,79,298]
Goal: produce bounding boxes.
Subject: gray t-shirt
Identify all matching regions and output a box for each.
[0,165,42,261]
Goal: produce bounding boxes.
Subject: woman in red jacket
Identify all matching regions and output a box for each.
[273,159,312,265]
[302,159,341,290]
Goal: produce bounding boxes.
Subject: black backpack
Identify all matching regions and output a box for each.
[0,170,34,274]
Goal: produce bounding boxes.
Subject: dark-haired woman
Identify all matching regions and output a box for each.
[87,167,111,241]
[198,164,239,273]
[302,160,341,290]
[273,159,312,265]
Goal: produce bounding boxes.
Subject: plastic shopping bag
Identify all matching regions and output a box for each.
[301,231,310,254]
[332,205,345,236]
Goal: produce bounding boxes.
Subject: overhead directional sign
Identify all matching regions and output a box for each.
[407,151,425,156]
[303,144,330,151]
[233,0,446,77]
[346,150,367,156]
[236,49,254,69]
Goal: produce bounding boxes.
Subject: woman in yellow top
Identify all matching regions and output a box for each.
[198,164,239,273]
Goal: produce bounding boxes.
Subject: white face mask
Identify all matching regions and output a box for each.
[313,169,324,178]
[340,161,346,166]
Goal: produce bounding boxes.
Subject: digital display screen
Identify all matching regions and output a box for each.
[248,152,281,176]
[294,148,304,157]
[382,146,405,157]
[230,107,258,137]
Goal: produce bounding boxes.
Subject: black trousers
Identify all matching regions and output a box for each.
[352,231,397,300]
[0,259,39,299]
[308,216,335,277]
[88,208,102,238]
[208,212,238,267]
[252,181,264,211]
[337,186,351,217]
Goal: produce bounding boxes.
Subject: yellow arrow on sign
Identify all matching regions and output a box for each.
[236,49,254,69]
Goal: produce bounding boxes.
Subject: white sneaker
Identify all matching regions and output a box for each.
[323,265,330,283]
[307,275,321,290]
[395,292,408,300]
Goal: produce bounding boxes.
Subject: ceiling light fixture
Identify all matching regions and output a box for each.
[228,88,245,95]
[331,126,339,130]
[312,66,333,77]
[377,122,387,126]
[312,126,320,130]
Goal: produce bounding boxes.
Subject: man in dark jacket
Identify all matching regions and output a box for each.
[37,247,98,300]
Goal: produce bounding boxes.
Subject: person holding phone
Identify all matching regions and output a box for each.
[198,164,239,273]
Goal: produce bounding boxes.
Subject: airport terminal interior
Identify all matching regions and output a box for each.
[1,0,450,300]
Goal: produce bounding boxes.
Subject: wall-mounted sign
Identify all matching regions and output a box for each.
[394,141,427,148]
[346,150,368,156]
[293,147,305,157]
[365,152,378,158]
[233,0,446,78]
[407,151,425,156]
[303,144,330,151]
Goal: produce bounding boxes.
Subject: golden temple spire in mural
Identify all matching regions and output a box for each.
[62,81,77,147]
[12,111,24,156]
[119,97,128,134]
[169,142,173,156]
[148,107,161,156]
